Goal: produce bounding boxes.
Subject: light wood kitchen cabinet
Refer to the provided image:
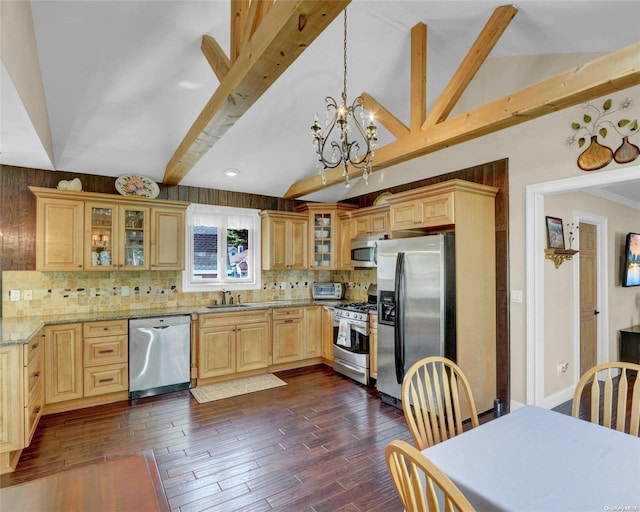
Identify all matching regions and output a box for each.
[45,323,84,404]
[85,201,150,271]
[35,197,84,271]
[321,306,335,362]
[83,320,128,397]
[29,187,189,272]
[0,333,45,475]
[150,206,185,270]
[0,345,25,458]
[272,307,304,364]
[386,179,499,413]
[369,313,378,380]
[350,205,390,238]
[297,203,358,270]
[260,211,308,270]
[338,216,356,269]
[389,192,454,231]
[303,306,323,358]
[198,310,270,380]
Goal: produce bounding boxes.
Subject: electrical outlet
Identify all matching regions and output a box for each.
[23,290,33,301]
[556,362,569,375]
[279,282,287,290]
[121,286,130,297]
[511,290,523,303]
[9,290,20,301]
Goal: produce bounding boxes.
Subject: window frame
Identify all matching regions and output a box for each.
[182,203,261,293]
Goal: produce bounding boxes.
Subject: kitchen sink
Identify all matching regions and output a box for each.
[206,303,249,309]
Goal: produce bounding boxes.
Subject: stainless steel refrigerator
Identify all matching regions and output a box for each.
[376,234,455,408]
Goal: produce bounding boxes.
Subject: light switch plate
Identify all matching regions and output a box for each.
[9,290,20,301]
[121,286,130,297]
[511,290,523,303]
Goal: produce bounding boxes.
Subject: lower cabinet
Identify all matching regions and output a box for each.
[198,310,270,379]
[45,323,84,403]
[1,330,45,474]
[272,307,305,364]
[45,320,129,407]
[303,306,323,358]
[369,313,378,380]
[83,320,128,397]
[321,306,334,362]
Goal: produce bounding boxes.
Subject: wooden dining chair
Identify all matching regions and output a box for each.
[385,439,475,512]
[402,357,479,449]
[572,361,640,436]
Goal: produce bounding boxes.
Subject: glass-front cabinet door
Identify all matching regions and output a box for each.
[312,212,333,268]
[85,202,149,270]
[86,203,117,270]
[120,206,149,270]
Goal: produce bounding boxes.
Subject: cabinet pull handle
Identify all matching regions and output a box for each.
[285,319,293,323]
[98,378,114,383]
[98,349,115,354]
[103,327,109,331]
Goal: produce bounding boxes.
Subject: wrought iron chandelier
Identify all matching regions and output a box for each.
[310,8,377,188]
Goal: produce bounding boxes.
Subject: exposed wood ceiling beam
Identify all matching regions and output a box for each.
[163,0,350,186]
[231,0,249,63]
[201,35,231,82]
[410,22,427,131]
[361,93,409,139]
[283,42,640,199]
[423,5,517,129]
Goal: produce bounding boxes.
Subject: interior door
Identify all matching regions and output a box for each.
[579,222,598,375]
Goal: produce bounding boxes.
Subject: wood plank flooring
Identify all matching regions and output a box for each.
[1,365,417,511]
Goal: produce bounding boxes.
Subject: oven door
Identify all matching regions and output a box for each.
[333,315,370,354]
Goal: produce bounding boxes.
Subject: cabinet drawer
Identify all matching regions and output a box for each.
[199,309,270,328]
[24,384,44,446]
[24,333,44,365]
[84,364,128,396]
[272,307,304,320]
[83,319,128,338]
[84,335,128,367]
[24,348,43,404]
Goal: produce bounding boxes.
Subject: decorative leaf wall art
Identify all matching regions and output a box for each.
[566,98,639,171]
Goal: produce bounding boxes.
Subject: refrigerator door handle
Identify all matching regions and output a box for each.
[394,252,405,384]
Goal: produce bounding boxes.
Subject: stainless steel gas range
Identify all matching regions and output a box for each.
[333,302,377,385]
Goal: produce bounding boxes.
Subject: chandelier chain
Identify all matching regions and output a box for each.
[342,9,347,104]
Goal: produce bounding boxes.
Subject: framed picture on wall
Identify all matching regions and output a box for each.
[545,216,565,249]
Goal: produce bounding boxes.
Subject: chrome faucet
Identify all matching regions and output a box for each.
[221,289,231,304]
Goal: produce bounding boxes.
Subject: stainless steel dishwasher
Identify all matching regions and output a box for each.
[129,315,191,399]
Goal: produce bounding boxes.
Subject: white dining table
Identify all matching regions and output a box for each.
[424,405,640,512]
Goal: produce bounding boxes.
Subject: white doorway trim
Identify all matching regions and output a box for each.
[570,212,608,384]
[525,164,640,407]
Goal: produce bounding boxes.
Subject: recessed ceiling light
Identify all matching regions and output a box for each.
[224,168,239,177]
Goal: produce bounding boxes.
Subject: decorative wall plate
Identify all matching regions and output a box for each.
[373,191,392,205]
[115,174,160,198]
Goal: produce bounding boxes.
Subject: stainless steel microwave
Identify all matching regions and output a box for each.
[350,236,386,267]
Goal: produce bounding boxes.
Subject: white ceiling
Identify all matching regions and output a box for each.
[1,0,640,205]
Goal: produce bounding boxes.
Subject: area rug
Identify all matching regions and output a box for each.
[190,374,287,403]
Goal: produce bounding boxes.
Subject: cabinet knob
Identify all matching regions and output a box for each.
[32,343,39,350]
[33,371,41,378]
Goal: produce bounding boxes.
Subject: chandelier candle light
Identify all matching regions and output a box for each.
[311,8,377,188]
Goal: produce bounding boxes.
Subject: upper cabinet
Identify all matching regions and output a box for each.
[30,187,189,272]
[297,203,357,270]
[348,205,389,239]
[260,211,308,270]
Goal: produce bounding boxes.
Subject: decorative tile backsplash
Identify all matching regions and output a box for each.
[2,269,376,317]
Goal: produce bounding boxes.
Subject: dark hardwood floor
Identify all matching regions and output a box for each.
[1,365,416,511]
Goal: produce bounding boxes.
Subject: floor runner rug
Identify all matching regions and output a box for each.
[190,374,287,403]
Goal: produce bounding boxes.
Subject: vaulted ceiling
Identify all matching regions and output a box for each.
[2,1,640,203]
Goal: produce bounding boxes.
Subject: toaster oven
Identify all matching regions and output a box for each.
[312,282,343,300]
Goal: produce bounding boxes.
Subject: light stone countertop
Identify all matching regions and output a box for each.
[0,300,344,346]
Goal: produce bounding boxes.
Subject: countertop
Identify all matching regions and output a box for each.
[1,300,344,346]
